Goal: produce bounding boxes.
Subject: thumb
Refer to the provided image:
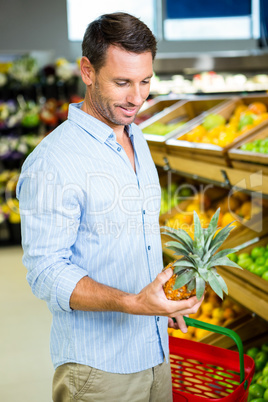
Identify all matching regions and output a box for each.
[156,268,174,287]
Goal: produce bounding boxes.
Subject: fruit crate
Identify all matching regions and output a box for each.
[139,96,228,145]
[166,95,268,167]
[199,312,268,351]
[228,124,268,174]
[222,213,268,253]
[134,95,182,125]
[222,235,268,294]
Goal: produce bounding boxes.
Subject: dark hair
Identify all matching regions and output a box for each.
[82,12,157,72]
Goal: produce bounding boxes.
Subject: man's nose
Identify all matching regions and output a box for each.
[126,85,143,106]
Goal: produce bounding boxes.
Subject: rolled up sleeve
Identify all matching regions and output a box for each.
[17,155,87,312]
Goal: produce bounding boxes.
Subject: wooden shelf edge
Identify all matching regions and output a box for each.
[149,147,268,196]
[217,267,268,321]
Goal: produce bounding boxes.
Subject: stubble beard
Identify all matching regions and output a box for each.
[91,80,141,126]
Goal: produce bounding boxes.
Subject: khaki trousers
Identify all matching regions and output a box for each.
[52,361,173,402]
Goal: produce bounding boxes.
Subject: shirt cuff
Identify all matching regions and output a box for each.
[53,265,88,312]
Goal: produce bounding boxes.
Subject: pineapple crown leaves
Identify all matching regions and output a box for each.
[208,268,228,299]
[162,207,243,300]
[193,211,204,256]
[174,268,197,290]
[161,226,193,252]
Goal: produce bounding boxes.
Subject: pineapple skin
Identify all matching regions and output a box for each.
[163,262,196,301]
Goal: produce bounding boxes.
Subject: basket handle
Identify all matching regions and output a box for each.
[179,316,246,387]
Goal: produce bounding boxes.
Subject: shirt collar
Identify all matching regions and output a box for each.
[68,102,133,143]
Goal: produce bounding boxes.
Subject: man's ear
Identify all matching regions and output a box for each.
[80,56,95,85]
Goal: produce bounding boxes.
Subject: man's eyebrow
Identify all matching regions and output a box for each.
[114,74,153,81]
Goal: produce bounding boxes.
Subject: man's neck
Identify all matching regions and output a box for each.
[81,93,127,140]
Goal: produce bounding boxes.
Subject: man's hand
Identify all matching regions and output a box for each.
[168,316,188,333]
[131,268,204,319]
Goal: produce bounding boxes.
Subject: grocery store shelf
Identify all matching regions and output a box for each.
[217,267,268,322]
[149,146,268,197]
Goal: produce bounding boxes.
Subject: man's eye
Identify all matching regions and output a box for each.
[142,80,150,85]
[116,82,127,86]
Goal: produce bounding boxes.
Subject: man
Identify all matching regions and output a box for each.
[17,12,203,402]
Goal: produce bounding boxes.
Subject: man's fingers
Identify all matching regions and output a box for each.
[173,315,188,333]
[169,295,204,317]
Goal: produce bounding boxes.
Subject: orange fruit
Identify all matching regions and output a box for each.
[240,201,252,217]
[221,212,236,227]
[223,307,235,320]
[184,125,207,142]
[248,102,267,115]
[192,193,211,210]
[180,213,193,225]
[186,203,200,213]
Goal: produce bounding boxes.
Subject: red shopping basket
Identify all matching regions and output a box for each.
[170,317,255,402]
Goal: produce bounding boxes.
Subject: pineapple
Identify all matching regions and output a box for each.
[162,208,242,301]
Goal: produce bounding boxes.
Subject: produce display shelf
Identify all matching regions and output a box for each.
[228,124,268,174]
[222,235,268,294]
[139,97,228,145]
[165,94,268,166]
[150,146,268,197]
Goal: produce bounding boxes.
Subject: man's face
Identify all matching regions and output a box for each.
[88,45,153,128]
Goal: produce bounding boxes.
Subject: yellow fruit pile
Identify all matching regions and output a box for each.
[164,190,260,238]
[168,288,246,341]
[178,102,268,147]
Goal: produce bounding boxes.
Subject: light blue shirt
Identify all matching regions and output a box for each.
[16,102,169,373]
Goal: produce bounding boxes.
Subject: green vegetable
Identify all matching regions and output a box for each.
[21,113,40,128]
[202,114,226,131]
[238,114,255,130]
[249,383,265,398]
[247,347,260,360]
[255,351,268,371]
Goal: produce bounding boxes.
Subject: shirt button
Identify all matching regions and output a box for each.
[148,246,151,250]
[117,146,121,152]
[157,317,160,322]
[143,210,146,214]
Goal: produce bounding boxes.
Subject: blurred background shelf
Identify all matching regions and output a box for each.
[150,147,268,197]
